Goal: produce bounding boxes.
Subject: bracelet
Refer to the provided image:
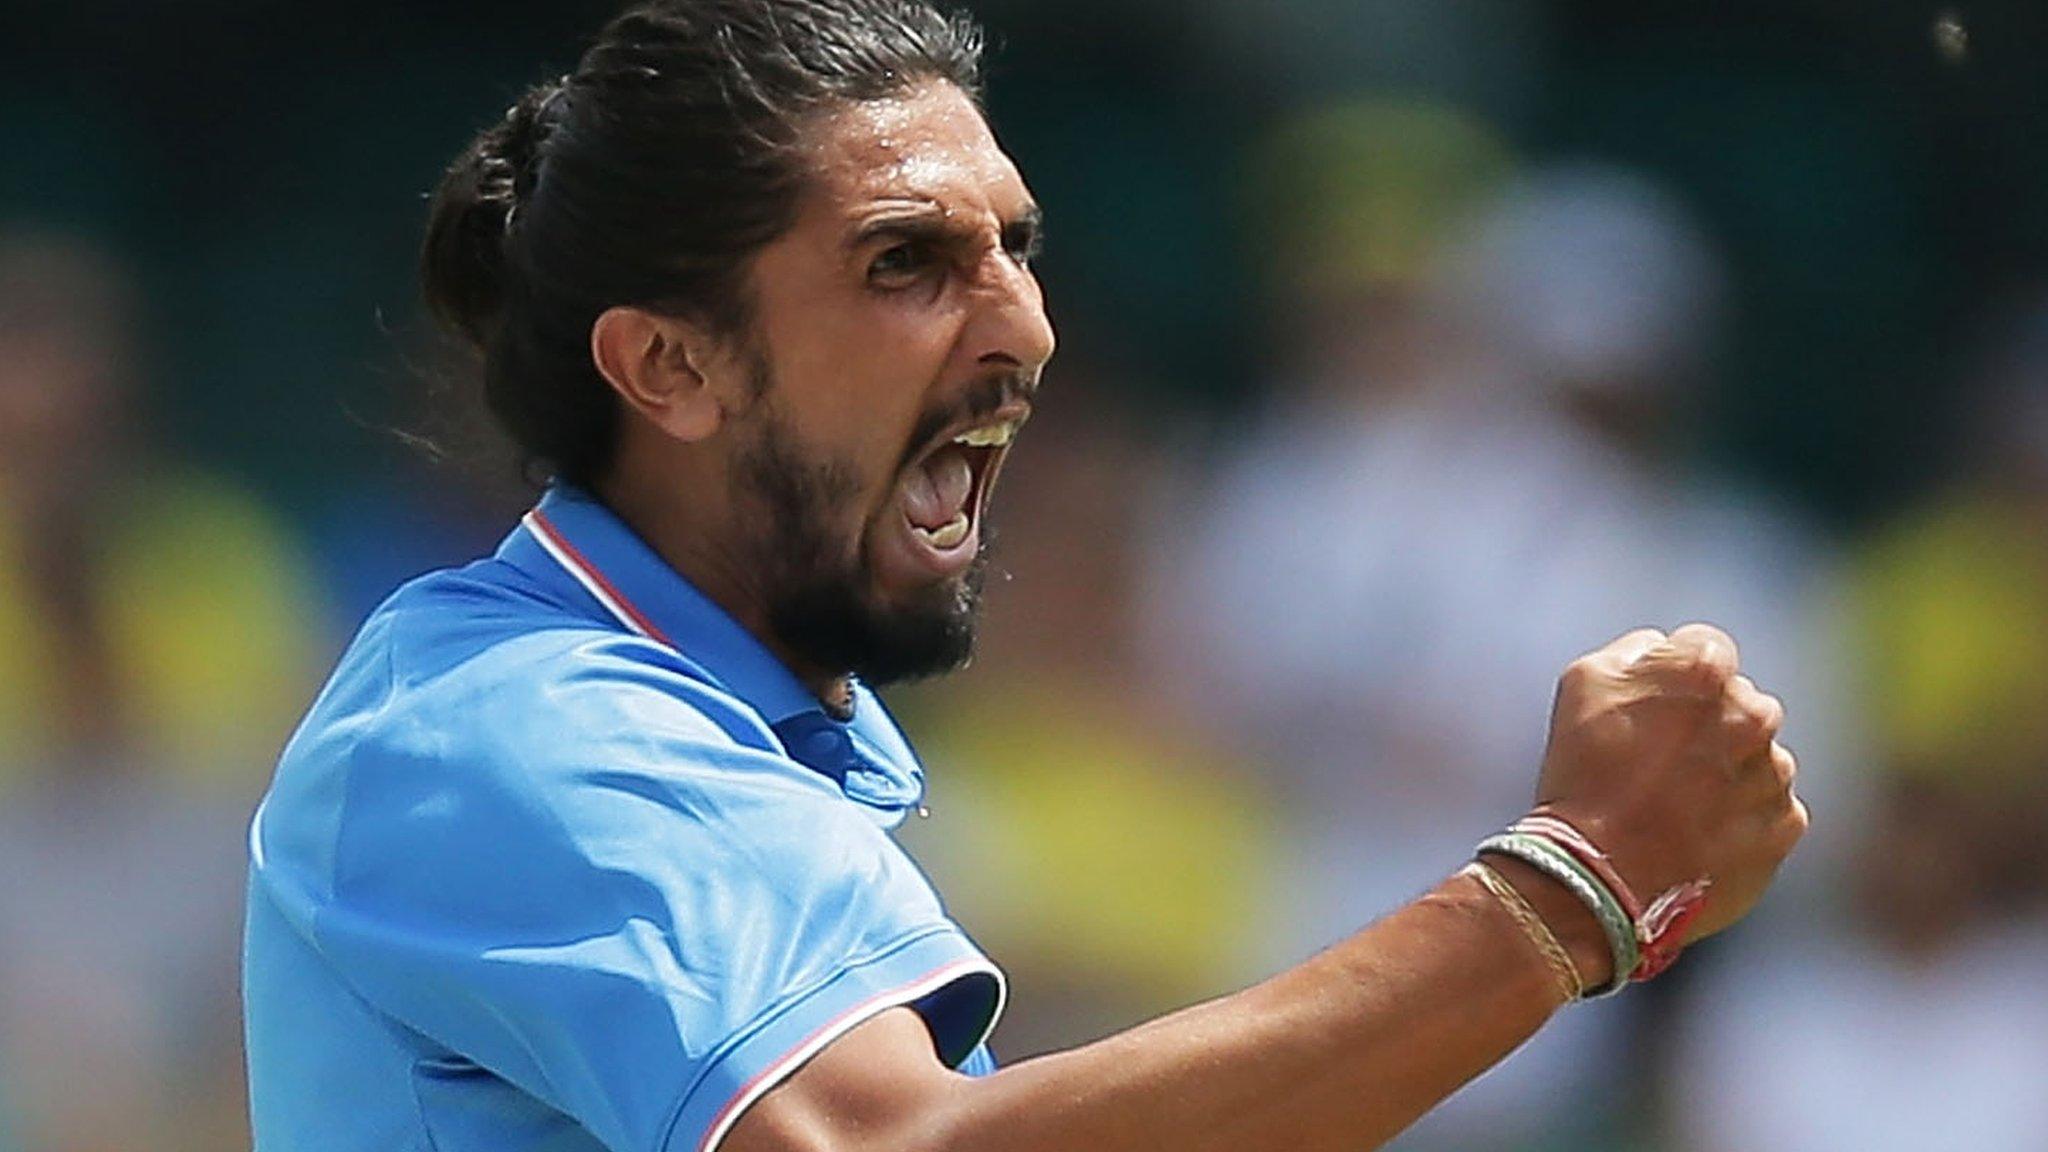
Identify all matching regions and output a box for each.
[1510,815,1644,918]
[1476,832,1639,998]
[1459,861,1584,1004]
[1509,814,1713,983]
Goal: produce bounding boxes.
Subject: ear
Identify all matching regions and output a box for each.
[589,306,725,443]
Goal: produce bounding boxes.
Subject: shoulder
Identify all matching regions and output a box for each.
[340,558,790,760]
[256,561,845,896]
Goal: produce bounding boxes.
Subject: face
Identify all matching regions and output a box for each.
[715,82,1054,686]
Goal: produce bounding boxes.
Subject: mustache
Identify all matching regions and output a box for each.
[899,370,1039,470]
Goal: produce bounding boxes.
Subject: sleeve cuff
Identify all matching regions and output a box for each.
[666,927,1006,1152]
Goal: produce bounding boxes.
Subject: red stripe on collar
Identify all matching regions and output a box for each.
[524,508,676,648]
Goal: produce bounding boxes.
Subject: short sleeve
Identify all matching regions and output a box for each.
[251,654,1002,1152]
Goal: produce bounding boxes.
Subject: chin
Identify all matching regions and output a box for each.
[770,554,987,688]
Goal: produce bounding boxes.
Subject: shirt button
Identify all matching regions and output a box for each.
[803,727,850,762]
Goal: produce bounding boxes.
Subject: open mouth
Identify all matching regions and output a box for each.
[896,404,1029,569]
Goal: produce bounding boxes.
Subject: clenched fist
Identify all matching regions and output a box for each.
[1532,623,1809,947]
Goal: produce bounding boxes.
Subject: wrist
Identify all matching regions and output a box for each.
[1484,854,1616,991]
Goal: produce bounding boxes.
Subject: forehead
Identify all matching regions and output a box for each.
[799,83,1031,218]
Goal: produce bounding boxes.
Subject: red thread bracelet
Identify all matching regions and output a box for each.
[1510,814,1712,983]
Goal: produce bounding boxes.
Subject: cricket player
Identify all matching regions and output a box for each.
[242,1,1809,1149]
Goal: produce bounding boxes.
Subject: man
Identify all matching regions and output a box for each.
[242,2,1808,1150]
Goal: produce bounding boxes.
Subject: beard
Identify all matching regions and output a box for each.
[730,393,988,689]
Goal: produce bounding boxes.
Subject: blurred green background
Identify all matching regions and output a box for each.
[14,0,2048,522]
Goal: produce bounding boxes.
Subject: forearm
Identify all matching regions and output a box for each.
[734,625,1805,1152]
[923,867,1598,1152]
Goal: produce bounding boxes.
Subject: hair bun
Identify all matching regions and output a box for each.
[499,78,571,231]
[420,78,569,350]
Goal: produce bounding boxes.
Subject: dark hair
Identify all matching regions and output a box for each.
[421,0,986,487]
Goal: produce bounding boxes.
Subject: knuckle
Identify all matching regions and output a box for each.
[1615,626,1668,652]
[1674,620,1737,649]
[1722,674,1785,738]
[1782,818,1808,853]
[1773,744,1799,787]
[1674,622,1741,677]
[1722,721,1767,759]
[1641,650,1724,698]
[1729,691,1772,726]
[1684,658,1729,692]
[1600,628,1667,681]
[1761,692,1787,727]
[1676,660,1735,699]
[1739,694,1787,742]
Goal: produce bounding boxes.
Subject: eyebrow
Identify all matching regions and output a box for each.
[850,202,1045,256]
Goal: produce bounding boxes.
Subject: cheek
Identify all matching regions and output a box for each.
[781,303,963,469]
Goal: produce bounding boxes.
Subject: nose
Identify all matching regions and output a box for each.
[963,248,1056,373]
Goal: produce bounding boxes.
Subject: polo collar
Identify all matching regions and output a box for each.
[497,484,926,821]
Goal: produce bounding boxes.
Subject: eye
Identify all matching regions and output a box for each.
[1003,220,1044,268]
[868,241,938,288]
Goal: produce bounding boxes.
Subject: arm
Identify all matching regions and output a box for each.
[728,625,1808,1152]
[733,859,1607,1152]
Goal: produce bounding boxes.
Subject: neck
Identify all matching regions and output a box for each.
[592,469,852,708]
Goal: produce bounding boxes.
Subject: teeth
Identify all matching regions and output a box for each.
[953,421,1018,448]
[916,512,972,550]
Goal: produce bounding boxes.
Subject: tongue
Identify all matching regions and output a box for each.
[902,445,974,530]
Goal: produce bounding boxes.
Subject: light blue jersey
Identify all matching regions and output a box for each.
[244,484,1004,1152]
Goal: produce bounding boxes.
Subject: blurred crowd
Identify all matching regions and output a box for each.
[903,103,2048,1152]
[6,1,2048,1150]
